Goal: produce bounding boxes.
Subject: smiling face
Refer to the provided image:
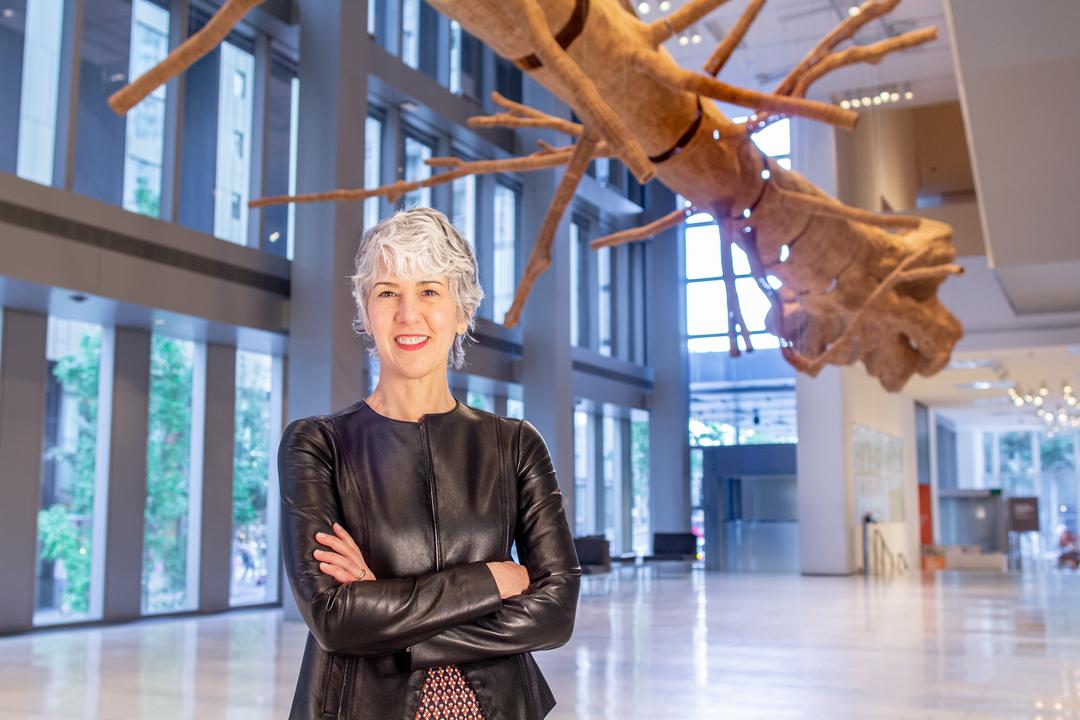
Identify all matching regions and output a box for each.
[366,260,469,381]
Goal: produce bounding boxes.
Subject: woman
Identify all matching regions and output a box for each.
[278,207,581,720]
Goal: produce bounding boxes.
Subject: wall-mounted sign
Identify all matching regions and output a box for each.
[1008,497,1040,533]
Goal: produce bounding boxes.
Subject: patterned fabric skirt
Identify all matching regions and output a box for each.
[414,664,486,720]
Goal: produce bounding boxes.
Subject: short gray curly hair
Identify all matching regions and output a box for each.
[349,207,484,370]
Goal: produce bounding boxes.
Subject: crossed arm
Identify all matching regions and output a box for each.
[278,416,582,665]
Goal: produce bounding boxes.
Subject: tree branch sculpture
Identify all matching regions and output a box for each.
[108,0,963,391]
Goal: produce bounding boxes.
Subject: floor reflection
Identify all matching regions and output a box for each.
[1,570,1079,718]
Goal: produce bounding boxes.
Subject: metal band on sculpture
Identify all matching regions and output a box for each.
[648,95,703,164]
[514,0,590,70]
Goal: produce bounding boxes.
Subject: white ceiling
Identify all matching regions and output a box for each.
[945,0,1080,315]
[654,0,960,109]
[904,344,1080,428]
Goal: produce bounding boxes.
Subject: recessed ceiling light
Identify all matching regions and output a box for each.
[946,358,998,370]
[955,380,1013,391]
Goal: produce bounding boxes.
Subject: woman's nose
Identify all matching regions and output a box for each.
[395,293,421,322]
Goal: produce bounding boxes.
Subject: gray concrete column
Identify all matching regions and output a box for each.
[100,326,152,622]
[518,79,576,533]
[196,343,237,612]
[794,367,852,575]
[290,0,370,418]
[645,184,691,541]
[284,0,371,621]
[0,308,48,632]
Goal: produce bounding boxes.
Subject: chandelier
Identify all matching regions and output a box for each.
[1009,382,1080,436]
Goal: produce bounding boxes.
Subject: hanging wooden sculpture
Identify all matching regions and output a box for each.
[108,0,964,392]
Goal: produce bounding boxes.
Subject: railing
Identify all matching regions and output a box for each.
[870,526,909,577]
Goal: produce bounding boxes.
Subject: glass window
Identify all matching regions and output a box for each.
[751,118,790,157]
[573,409,593,535]
[602,415,618,546]
[1040,432,1077,542]
[686,280,727,336]
[74,0,135,205]
[684,224,722,280]
[262,61,299,259]
[231,350,278,606]
[401,0,419,69]
[403,134,432,208]
[492,182,517,323]
[683,120,791,353]
[597,246,612,356]
[569,221,580,346]
[449,20,462,94]
[364,116,383,230]
[34,318,104,626]
[3,0,66,184]
[689,446,705,559]
[451,173,476,246]
[450,24,482,100]
[119,0,170,217]
[999,431,1035,496]
[466,390,494,412]
[214,41,255,245]
[506,397,524,419]
[494,57,522,104]
[142,335,197,614]
[630,410,650,556]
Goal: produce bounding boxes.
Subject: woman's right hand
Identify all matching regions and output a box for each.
[485,560,530,599]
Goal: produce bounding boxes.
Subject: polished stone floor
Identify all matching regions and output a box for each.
[2,567,1080,719]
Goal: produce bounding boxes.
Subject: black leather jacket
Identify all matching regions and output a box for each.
[278,398,581,720]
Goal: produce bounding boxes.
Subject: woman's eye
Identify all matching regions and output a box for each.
[423,289,438,296]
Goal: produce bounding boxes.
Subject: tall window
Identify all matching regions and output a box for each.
[630,409,650,555]
[75,0,137,205]
[122,0,170,218]
[263,61,299,258]
[683,118,791,353]
[597,245,613,356]
[573,409,593,535]
[142,335,197,614]
[215,42,255,245]
[449,22,482,99]
[506,397,525,419]
[401,0,420,68]
[449,20,462,94]
[231,351,278,606]
[569,221,580,346]
[34,318,104,626]
[601,414,619,544]
[492,182,518,323]
[364,116,383,229]
[4,0,66,184]
[451,173,476,246]
[570,219,590,347]
[403,134,432,208]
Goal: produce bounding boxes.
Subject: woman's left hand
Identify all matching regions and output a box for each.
[313,523,377,584]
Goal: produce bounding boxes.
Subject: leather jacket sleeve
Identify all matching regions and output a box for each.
[278,417,505,656]
[405,419,582,670]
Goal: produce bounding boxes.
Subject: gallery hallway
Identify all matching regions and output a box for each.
[3,567,1079,719]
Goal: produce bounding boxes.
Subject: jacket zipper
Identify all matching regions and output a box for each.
[418,419,441,571]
